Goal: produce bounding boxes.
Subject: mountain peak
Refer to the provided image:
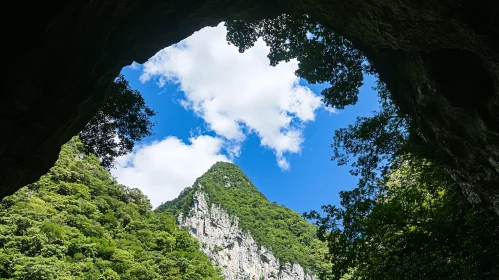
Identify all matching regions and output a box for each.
[159,162,329,278]
[206,161,244,176]
[198,161,253,190]
[209,161,238,169]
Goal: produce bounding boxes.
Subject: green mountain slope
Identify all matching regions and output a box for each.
[158,162,330,276]
[0,138,222,280]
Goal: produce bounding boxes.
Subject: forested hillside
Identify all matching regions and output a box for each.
[159,162,331,278]
[0,138,222,280]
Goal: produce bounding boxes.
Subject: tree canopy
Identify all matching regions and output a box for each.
[226,15,369,110]
[79,75,156,169]
[309,78,498,279]
[226,15,424,185]
[305,156,499,279]
[227,14,499,280]
[0,137,222,280]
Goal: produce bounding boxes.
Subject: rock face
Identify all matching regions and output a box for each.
[2,0,499,214]
[179,191,316,280]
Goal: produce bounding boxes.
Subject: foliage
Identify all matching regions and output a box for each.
[331,80,422,188]
[226,15,370,110]
[0,137,222,280]
[226,15,499,279]
[307,75,499,279]
[159,162,332,278]
[79,75,156,169]
[226,14,412,187]
[305,157,499,279]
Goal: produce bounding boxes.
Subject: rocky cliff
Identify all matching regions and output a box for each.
[3,0,499,214]
[179,190,316,280]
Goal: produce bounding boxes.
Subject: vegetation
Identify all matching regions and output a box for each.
[228,15,499,280]
[79,75,156,169]
[226,15,371,111]
[301,39,498,279]
[159,162,332,278]
[226,15,423,187]
[305,157,499,280]
[0,137,222,280]
[1,12,495,280]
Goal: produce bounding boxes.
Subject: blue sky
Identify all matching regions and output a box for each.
[111,23,379,214]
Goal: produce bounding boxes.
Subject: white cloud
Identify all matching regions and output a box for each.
[323,105,338,115]
[277,157,290,171]
[111,135,229,207]
[140,23,323,170]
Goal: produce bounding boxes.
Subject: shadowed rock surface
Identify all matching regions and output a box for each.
[2,0,498,214]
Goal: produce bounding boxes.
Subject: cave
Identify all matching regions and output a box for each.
[2,0,498,214]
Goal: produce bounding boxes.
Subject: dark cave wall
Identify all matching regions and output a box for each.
[330,0,499,214]
[2,0,498,213]
[1,0,281,198]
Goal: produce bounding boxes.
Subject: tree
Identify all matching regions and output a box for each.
[0,137,223,279]
[305,157,499,280]
[226,15,418,186]
[227,16,424,183]
[79,75,156,169]
[228,15,499,279]
[226,15,369,110]
[330,80,422,189]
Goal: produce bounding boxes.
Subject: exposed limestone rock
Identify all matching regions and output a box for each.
[179,191,316,280]
[2,0,498,214]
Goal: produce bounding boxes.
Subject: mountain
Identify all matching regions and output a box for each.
[158,162,330,280]
[0,138,331,280]
[0,138,222,280]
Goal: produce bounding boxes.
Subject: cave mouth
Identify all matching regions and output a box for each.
[2,0,499,216]
[2,1,499,277]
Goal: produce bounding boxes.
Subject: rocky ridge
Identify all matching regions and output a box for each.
[178,190,316,280]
